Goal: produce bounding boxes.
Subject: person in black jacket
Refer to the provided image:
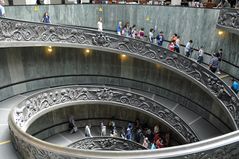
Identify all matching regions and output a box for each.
[215,49,223,74]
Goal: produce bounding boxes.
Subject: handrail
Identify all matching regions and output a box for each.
[8,110,239,158]
[71,25,239,79]
[12,85,199,143]
[67,136,147,150]
[217,8,239,36]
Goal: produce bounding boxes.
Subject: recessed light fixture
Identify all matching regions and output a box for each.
[47,46,52,53]
[218,30,224,36]
[121,54,126,58]
[85,49,90,53]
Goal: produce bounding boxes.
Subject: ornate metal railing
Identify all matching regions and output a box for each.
[12,85,198,143]
[217,8,239,35]
[0,17,238,130]
[9,112,239,159]
[68,137,147,151]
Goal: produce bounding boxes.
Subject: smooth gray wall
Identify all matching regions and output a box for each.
[4,4,239,79]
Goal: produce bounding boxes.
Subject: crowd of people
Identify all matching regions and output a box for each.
[0,1,238,93]
[101,20,206,66]
[113,21,229,76]
[69,117,172,149]
[35,0,239,9]
[0,0,238,15]
[96,19,239,95]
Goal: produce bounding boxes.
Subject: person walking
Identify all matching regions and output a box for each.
[122,22,130,37]
[126,123,133,140]
[138,28,145,40]
[149,28,154,43]
[69,116,78,134]
[156,31,164,47]
[197,46,204,64]
[209,53,219,73]
[185,40,193,57]
[142,137,149,148]
[97,17,103,32]
[100,122,106,136]
[42,12,51,24]
[168,40,175,52]
[0,0,5,17]
[175,36,180,53]
[85,125,92,137]
[215,49,223,74]
[171,33,177,42]
[130,25,137,38]
[116,21,122,35]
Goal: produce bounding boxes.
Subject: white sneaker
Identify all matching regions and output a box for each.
[217,71,221,75]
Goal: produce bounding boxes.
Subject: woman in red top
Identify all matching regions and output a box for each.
[168,40,175,52]
[139,28,145,40]
[155,138,164,148]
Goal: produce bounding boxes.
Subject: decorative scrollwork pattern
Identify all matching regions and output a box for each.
[217,9,239,30]
[13,86,198,143]
[9,124,239,159]
[68,137,147,151]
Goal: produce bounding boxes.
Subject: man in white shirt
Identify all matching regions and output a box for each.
[0,0,5,17]
[97,17,103,32]
[149,28,154,43]
[185,40,193,57]
[85,125,92,137]
[100,122,106,136]
[197,46,204,64]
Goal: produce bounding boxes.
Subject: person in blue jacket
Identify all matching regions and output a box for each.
[156,31,164,47]
[231,79,239,94]
[42,12,51,24]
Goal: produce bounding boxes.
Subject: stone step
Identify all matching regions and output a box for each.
[190,118,222,140]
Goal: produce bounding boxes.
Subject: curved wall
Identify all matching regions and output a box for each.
[4,5,239,79]
[0,46,233,132]
[26,104,183,145]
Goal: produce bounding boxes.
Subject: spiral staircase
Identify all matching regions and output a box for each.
[0,7,239,159]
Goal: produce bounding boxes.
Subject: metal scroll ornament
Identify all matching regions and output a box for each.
[217,9,239,33]
[68,137,147,151]
[14,86,199,143]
